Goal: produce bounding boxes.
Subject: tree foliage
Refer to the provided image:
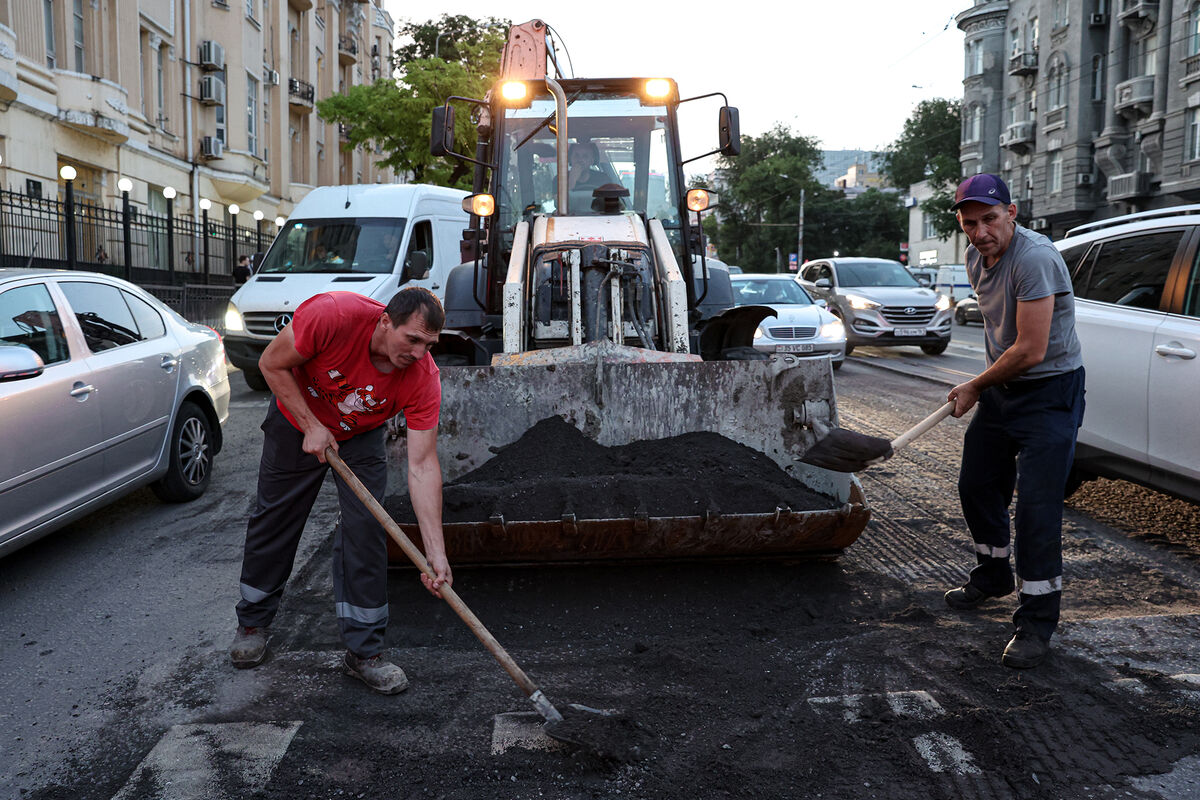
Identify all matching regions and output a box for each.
[880,98,962,240]
[315,15,508,188]
[707,125,906,271]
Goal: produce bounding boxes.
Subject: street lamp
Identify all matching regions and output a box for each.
[162,186,177,281]
[118,177,133,280]
[275,215,286,229]
[253,208,265,251]
[227,203,239,276]
[199,198,212,281]
[60,165,78,270]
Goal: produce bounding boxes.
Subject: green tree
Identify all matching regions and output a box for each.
[880,98,962,240]
[315,15,507,188]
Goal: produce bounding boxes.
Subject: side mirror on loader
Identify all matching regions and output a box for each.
[431,105,455,157]
[719,106,741,157]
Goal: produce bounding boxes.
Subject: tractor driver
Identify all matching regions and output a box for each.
[229,287,452,695]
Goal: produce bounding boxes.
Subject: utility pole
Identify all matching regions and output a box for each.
[797,188,805,269]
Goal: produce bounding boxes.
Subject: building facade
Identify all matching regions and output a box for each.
[0,0,395,228]
[905,179,970,268]
[957,0,1200,238]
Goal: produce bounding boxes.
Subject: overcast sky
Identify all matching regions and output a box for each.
[381,1,968,152]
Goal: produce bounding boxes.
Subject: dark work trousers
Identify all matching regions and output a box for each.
[957,367,1085,642]
[236,401,391,657]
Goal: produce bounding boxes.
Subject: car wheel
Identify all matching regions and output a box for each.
[243,368,270,392]
[152,401,215,503]
[832,359,844,371]
[920,341,949,355]
[955,308,966,325]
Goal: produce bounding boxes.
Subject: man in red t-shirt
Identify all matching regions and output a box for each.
[230,288,451,695]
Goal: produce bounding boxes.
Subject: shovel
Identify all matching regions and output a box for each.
[324,447,645,760]
[799,400,956,473]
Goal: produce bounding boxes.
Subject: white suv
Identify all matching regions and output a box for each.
[1054,206,1200,502]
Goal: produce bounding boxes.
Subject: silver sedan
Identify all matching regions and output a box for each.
[730,274,847,369]
[0,269,230,557]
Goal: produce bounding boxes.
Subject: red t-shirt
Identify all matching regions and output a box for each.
[278,292,441,440]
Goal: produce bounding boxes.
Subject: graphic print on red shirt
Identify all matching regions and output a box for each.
[280,292,441,440]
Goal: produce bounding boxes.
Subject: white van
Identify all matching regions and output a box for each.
[934,264,973,302]
[223,184,469,390]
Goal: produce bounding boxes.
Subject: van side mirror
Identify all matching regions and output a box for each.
[430,106,455,157]
[404,250,430,280]
[719,106,741,157]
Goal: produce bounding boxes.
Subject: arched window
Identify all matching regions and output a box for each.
[963,104,983,142]
[1191,2,1200,56]
[1048,56,1069,108]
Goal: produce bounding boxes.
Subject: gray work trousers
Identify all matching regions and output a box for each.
[236,400,390,657]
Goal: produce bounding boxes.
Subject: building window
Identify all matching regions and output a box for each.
[1030,17,1039,51]
[922,213,937,240]
[1053,0,1068,28]
[1092,54,1105,101]
[965,39,983,77]
[247,75,258,155]
[72,0,84,72]
[1011,26,1021,56]
[154,46,165,126]
[246,0,255,19]
[1191,3,1200,56]
[216,102,225,145]
[43,0,55,69]
[1049,59,1068,108]
[1049,152,1062,193]
[1139,33,1157,76]
[1028,88,1038,118]
[964,104,982,142]
[1187,108,1200,161]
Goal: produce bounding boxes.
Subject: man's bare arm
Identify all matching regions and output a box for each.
[407,426,452,596]
[260,325,338,461]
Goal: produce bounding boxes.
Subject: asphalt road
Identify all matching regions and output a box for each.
[3,347,1199,799]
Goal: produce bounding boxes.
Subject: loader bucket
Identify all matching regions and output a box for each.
[384,341,870,563]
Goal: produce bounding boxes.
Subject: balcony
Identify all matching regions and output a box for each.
[1000,120,1036,153]
[1108,171,1151,200]
[288,77,314,111]
[1117,0,1158,28]
[1009,51,1038,76]
[1114,75,1155,119]
[1184,53,1200,84]
[55,71,131,143]
[338,35,358,64]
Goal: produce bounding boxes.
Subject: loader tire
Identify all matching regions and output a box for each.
[720,346,769,361]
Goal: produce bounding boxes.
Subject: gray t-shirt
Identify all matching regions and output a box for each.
[966,224,1082,379]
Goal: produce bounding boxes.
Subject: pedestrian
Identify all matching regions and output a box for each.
[233,254,252,285]
[229,287,452,694]
[943,174,1085,669]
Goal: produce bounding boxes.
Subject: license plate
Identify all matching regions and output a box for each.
[894,327,926,337]
[777,343,815,353]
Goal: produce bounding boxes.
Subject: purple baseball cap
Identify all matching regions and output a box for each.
[951,174,1011,210]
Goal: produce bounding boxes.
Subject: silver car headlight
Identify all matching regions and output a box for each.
[935,294,952,311]
[224,302,246,333]
[845,293,881,310]
[820,319,845,340]
[753,326,765,340]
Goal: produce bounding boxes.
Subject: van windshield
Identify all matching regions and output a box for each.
[257,218,406,274]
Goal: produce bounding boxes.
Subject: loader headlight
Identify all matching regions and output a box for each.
[224,302,245,333]
[463,193,496,217]
[820,319,845,339]
[845,294,881,310]
[499,80,529,103]
[935,294,952,311]
[643,78,674,100]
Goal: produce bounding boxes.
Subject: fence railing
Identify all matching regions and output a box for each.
[0,189,273,328]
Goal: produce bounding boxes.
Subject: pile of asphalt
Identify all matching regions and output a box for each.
[387,415,836,523]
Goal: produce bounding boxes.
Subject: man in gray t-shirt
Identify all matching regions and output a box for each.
[943,174,1086,670]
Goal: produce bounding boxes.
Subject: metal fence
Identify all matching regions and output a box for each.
[0,189,268,328]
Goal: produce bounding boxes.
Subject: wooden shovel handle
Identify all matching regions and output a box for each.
[889,401,955,453]
[324,447,562,722]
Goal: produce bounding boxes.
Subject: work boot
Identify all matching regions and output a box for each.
[343,651,409,695]
[1002,630,1050,669]
[229,626,268,669]
[944,582,1012,611]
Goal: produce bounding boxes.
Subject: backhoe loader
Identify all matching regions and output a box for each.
[385,20,869,562]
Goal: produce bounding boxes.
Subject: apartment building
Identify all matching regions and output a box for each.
[957,0,1200,238]
[0,0,395,224]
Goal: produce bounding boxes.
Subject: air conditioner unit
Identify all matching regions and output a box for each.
[199,74,226,106]
[198,40,225,71]
[263,68,280,86]
[1089,12,1108,26]
[1077,174,1094,186]
[200,136,223,159]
